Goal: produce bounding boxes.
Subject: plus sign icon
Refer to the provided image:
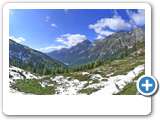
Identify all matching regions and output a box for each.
[137,75,158,96]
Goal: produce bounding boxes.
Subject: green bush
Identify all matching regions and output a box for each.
[10,79,56,95]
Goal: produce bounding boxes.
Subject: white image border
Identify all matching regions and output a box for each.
[3,2,151,115]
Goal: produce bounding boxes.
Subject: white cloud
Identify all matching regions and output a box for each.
[51,23,57,28]
[89,16,132,32]
[56,34,87,48]
[45,16,50,22]
[9,36,26,43]
[89,10,145,39]
[89,15,131,39]
[95,30,114,39]
[128,10,145,27]
[39,34,87,52]
[45,16,57,28]
[39,45,66,53]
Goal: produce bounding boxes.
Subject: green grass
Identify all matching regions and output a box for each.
[133,71,145,81]
[116,82,137,95]
[89,54,144,77]
[78,88,100,95]
[10,79,56,95]
[66,73,91,82]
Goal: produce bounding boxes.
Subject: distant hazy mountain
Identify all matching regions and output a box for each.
[48,28,144,66]
[9,39,66,75]
[48,40,93,65]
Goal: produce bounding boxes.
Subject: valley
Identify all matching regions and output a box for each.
[9,28,145,95]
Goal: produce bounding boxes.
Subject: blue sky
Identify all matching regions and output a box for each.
[9,9,145,53]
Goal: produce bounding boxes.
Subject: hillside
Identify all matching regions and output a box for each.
[9,53,144,95]
[9,39,66,75]
[9,39,145,95]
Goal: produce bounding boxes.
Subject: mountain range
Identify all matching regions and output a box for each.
[48,28,144,66]
[9,28,144,74]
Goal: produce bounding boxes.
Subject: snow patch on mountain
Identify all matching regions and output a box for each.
[50,76,88,95]
[9,66,41,80]
[92,64,144,95]
[9,64,144,95]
